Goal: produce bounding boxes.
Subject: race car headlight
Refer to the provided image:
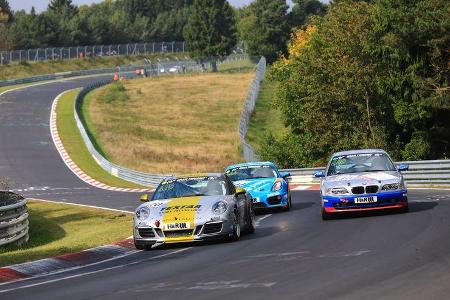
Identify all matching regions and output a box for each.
[272,180,283,191]
[382,183,400,191]
[212,201,228,215]
[136,206,150,220]
[326,187,349,195]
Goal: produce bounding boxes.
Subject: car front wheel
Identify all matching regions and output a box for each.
[230,210,241,241]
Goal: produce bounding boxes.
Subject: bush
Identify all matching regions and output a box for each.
[100,82,129,103]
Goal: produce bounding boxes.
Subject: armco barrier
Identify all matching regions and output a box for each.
[282,159,450,186]
[0,59,201,88]
[0,193,28,247]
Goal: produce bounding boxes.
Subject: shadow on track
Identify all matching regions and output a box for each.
[324,201,438,221]
[409,201,438,213]
[254,201,315,215]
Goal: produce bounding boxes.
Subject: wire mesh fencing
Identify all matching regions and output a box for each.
[0,42,186,65]
[238,56,266,162]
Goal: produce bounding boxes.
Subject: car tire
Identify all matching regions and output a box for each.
[284,194,292,211]
[230,209,241,241]
[321,208,331,220]
[399,205,409,213]
[246,205,256,234]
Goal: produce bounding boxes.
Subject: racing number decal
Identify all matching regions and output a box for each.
[162,196,202,243]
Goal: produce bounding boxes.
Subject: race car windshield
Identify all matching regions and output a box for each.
[226,166,277,181]
[152,177,228,200]
[327,153,396,176]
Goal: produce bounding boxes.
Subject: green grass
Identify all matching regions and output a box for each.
[56,89,147,188]
[246,77,287,151]
[218,58,257,73]
[0,53,188,81]
[0,200,133,267]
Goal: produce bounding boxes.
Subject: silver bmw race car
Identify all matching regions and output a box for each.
[133,174,256,250]
[315,149,409,220]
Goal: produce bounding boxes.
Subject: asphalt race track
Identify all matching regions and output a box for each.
[1,78,450,299]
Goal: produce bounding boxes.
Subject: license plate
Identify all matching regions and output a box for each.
[164,222,190,230]
[252,197,260,203]
[354,196,377,204]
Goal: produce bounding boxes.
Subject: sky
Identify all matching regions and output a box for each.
[9,0,298,13]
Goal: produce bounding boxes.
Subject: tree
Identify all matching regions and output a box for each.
[183,0,237,71]
[148,7,191,41]
[368,0,450,159]
[0,23,14,51]
[0,0,12,23]
[239,0,290,63]
[289,0,327,27]
[48,0,78,18]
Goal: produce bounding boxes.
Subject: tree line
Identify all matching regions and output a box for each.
[0,0,324,58]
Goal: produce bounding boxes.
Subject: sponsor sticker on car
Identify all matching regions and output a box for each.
[164,222,190,230]
[354,196,377,204]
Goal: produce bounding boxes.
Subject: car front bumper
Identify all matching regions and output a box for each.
[322,190,408,213]
[251,190,289,209]
[134,219,235,246]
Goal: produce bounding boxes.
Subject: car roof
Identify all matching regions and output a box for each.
[225,161,277,170]
[331,149,388,157]
[164,173,224,181]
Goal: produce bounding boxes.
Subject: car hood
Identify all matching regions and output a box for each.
[136,195,234,225]
[233,178,276,194]
[324,171,401,188]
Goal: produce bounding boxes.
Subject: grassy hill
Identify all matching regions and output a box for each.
[80,72,254,174]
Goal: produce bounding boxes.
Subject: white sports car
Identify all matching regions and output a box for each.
[133,174,256,250]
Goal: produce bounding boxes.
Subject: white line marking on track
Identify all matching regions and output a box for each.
[255,214,272,227]
[29,198,134,214]
[0,248,191,293]
[49,90,151,193]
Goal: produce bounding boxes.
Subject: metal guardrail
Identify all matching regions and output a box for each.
[282,159,450,186]
[238,57,266,162]
[0,59,203,88]
[0,192,28,247]
[0,42,186,65]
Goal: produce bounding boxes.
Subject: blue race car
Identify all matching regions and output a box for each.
[225,162,292,211]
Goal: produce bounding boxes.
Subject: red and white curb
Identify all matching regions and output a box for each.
[0,238,137,284]
[290,184,320,191]
[50,90,151,193]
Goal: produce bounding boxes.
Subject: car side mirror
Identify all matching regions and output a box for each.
[235,187,246,196]
[397,164,409,172]
[140,194,149,202]
[280,172,291,179]
[314,170,325,178]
